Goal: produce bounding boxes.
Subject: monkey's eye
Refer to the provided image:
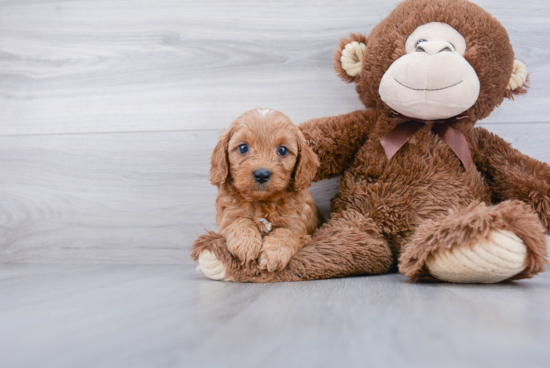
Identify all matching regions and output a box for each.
[277,146,289,157]
[238,144,248,155]
[416,39,427,46]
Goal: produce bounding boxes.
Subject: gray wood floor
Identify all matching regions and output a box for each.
[0,265,549,368]
[1,1,550,367]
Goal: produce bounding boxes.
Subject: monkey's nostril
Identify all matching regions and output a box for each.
[253,169,271,184]
[439,46,453,53]
[415,45,426,53]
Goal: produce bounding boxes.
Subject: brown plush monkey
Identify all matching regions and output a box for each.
[192,0,549,283]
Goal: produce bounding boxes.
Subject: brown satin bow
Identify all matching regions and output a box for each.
[380,116,473,171]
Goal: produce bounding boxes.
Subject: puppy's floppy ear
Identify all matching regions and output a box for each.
[292,130,319,191]
[210,130,231,186]
[334,33,368,83]
[504,59,529,99]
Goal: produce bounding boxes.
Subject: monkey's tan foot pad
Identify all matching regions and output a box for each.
[426,229,527,283]
[198,250,233,281]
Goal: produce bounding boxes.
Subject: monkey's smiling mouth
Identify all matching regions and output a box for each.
[395,79,464,91]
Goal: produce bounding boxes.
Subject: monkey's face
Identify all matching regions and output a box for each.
[335,0,529,122]
[379,22,480,120]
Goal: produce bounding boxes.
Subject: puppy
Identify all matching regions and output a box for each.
[210,108,324,272]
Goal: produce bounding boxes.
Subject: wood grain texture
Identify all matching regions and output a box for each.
[0,0,549,136]
[0,264,549,368]
[1,2,549,366]
[0,123,548,263]
[0,129,338,263]
[0,0,549,263]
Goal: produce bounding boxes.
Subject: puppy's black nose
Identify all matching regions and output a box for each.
[253,169,271,184]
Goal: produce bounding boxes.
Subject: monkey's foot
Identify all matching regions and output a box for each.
[399,200,547,283]
[198,250,233,282]
[425,229,527,283]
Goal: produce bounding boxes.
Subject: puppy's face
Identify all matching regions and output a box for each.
[228,109,298,200]
[210,109,319,201]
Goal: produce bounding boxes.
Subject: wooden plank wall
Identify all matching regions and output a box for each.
[0,0,549,264]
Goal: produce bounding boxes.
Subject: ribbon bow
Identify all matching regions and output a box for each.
[379,116,473,171]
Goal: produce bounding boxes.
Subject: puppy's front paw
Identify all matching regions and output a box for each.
[259,238,294,272]
[226,230,262,264]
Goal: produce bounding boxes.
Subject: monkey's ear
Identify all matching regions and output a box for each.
[210,131,231,186]
[505,59,529,99]
[334,33,368,83]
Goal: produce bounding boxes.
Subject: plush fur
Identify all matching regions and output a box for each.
[203,109,324,272]
[399,200,547,281]
[192,0,548,282]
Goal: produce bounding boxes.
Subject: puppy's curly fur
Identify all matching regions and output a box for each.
[204,108,324,272]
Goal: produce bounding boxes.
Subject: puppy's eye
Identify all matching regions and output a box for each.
[416,39,427,46]
[238,144,248,155]
[277,146,288,157]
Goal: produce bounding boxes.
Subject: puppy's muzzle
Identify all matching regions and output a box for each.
[253,169,271,184]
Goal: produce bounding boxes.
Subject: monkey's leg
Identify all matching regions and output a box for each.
[191,210,394,282]
[399,200,548,283]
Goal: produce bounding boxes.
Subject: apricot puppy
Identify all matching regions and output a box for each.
[209,108,324,272]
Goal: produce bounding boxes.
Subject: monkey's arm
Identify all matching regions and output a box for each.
[474,127,550,233]
[300,109,376,181]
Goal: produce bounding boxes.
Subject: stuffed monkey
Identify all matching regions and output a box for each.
[192,0,548,283]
